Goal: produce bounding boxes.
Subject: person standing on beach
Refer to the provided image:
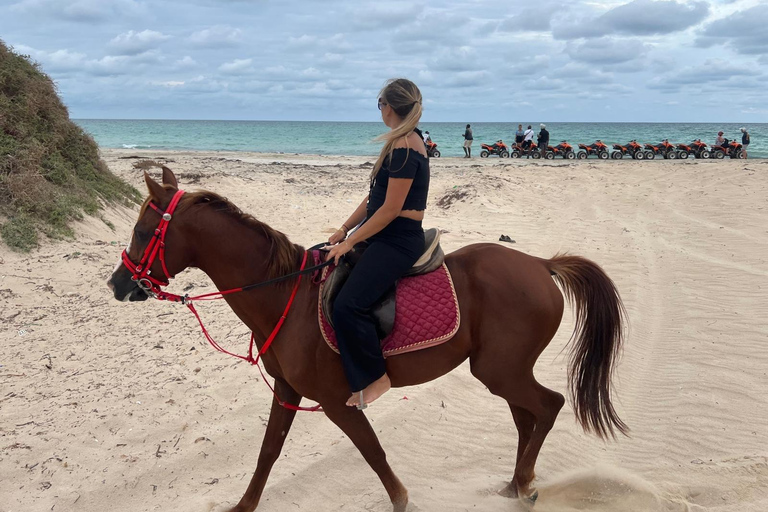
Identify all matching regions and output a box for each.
[515,124,524,145]
[537,124,549,155]
[462,124,473,158]
[325,78,429,409]
[741,127,750,159]
[523,125,534,147]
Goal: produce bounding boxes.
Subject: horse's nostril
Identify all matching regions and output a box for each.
[107,280,115,292]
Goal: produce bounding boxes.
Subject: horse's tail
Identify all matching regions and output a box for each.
[547,253,629,440]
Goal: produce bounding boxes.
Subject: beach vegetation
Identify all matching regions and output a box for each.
[0,40,140,252]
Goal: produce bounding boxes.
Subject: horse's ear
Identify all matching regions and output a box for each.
[161,166,178,189]
[144,171,166,201]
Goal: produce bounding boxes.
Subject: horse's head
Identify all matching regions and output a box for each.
[107,166,194,302]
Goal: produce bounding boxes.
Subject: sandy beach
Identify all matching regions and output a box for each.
[1,150,767,512]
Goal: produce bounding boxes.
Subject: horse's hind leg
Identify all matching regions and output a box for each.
[472,364,564,501]
[497,406,535,498]
[322,404,409,512]
[228,379,301,512]
[506,380,565,500]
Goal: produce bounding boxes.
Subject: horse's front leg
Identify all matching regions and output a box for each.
[227,379,301,512]
[323,404,409,512]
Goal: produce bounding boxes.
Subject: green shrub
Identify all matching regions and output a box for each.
[0,40,140,252]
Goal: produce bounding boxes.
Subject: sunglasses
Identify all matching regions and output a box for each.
[377,99,387,111]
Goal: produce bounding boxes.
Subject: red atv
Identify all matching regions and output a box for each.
[675,142,693,159]
[480,140,509,158]
[511,141,541,159]
[689,140,710,159]
[543,140,575,159]
[710,139,743,159]
[577,140,609,159]
[612,140,644,159]
[658,139,678,159]
[643,142,663,160]
[425,141,440,158]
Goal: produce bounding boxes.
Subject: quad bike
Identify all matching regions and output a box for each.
[689,140,710,159]
[480,140,509,158]
[510,141,541,159]
[543,141,575,159]
[425,141,440,158]
[658,139,678,159]
[577,140,609,160]
[710,140,743,159]
[612,140,644,160]
[643,142,663,160]
[675,142,693,160]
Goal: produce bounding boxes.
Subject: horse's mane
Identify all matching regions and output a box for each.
[175,190,303,280]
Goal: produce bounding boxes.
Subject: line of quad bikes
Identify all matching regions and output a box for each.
[424,138,746,160]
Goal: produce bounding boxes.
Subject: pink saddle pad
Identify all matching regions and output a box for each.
[318,263,460,357]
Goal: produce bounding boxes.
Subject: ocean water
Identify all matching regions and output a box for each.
[75,120,768,159]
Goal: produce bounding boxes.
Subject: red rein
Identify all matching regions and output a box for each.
[122,190,322,412]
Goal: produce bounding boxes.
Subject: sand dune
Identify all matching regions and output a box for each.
[1,151,767,512]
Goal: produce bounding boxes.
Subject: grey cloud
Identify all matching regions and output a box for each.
[428,46,482,73]
[11,0,145,22]
[498,8,555,33]
[188,25,243,48]
[696,6,768,55]
[525,77,566,91]
[109,30,171,56]
[648,59,760,91]
[503,56,551,77]
[553,0,709,40]
[445,71,491,88]
[349,2,424,31]
[566,38,650,64]
[286,34,352,54]
[219,58,255,75]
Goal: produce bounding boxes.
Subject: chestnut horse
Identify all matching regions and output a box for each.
[107,168,627,512]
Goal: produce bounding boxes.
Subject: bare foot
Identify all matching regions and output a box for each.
[346,374,391,408]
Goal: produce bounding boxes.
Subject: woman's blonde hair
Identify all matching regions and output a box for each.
[371,78,423,180]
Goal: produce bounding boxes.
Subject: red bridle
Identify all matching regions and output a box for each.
[121,189,186,296]
[119,189,322,412]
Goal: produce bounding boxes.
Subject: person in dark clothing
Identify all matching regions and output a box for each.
[462,124,473,158]
[537,124,550,155]
[325,78,429,409]
[741,127,750,159]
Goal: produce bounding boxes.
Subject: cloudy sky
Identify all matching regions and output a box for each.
[2,0,766,122]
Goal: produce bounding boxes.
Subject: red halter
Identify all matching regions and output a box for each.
[120,189,321,412]
[121,189,186,295]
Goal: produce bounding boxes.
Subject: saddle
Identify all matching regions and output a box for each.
[321,228,444,338]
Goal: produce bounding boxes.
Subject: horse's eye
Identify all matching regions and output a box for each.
[133,226,150,244]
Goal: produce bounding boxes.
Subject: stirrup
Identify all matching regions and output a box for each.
[356,390,368,411]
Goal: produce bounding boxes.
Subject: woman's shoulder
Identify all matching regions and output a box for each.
[392,132,428,158]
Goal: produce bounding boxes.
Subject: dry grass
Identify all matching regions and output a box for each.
[0,40,140,251]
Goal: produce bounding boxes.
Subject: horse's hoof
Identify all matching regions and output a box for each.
[498,483,518,498]
[523,489,539,505]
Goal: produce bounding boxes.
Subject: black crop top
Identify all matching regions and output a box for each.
[367,147,430,215]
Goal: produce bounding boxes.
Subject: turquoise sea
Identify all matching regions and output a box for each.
[75,120,767,159]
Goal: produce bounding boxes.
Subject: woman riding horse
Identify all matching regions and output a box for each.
[325,78,430,410]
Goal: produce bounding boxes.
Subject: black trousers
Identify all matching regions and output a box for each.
[332,216,424,392]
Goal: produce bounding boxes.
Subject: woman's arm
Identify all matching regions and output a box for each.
[329,195,369,244]
[345,178,412,246]
[325,178,412,263]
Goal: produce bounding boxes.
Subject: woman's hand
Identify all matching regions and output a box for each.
[328,228,346,245]
[324,240,353,265]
